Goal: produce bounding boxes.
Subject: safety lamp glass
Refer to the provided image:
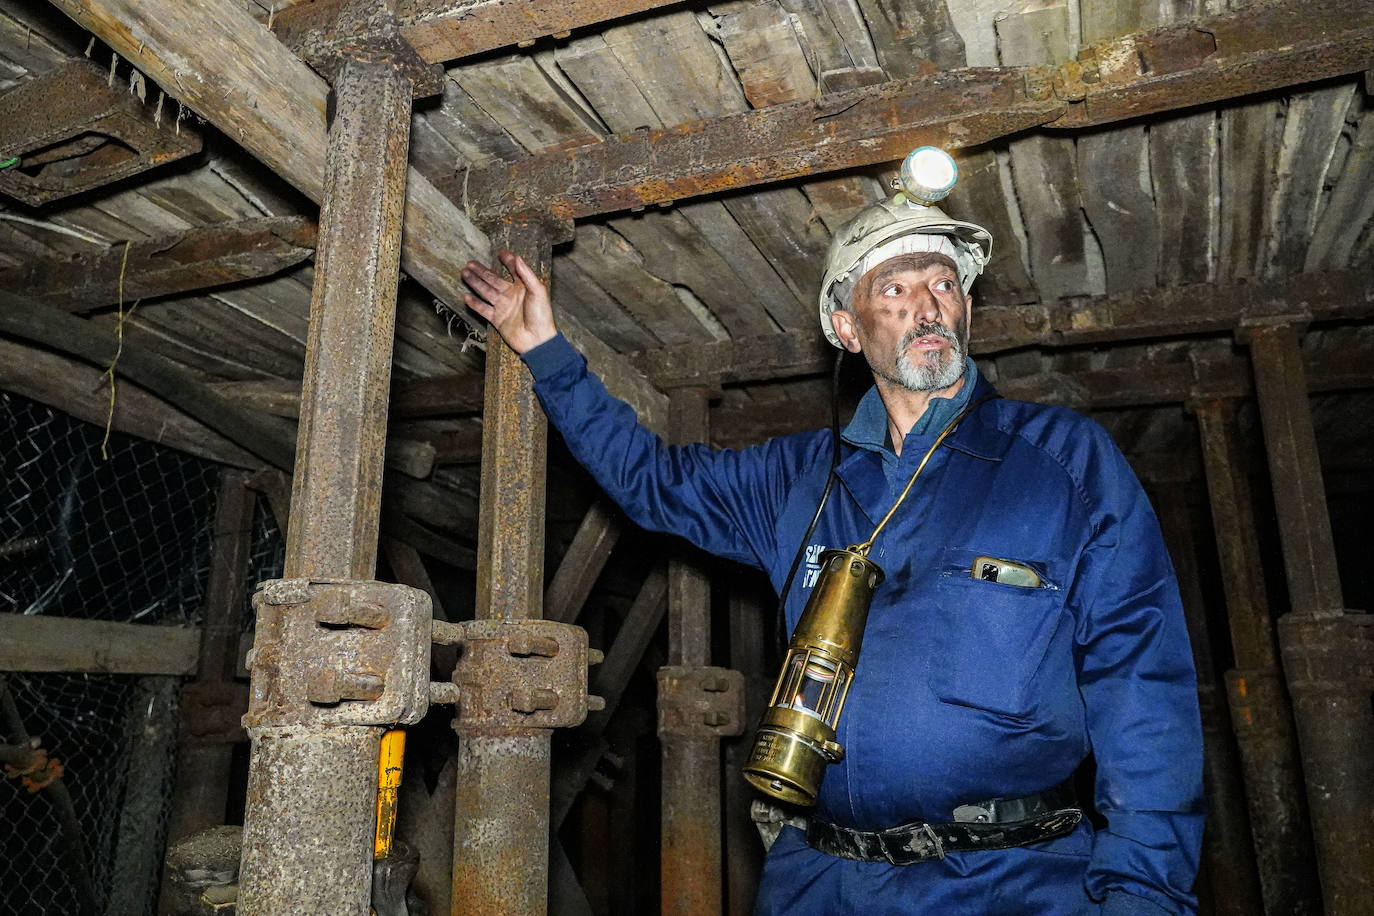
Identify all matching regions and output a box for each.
[897,146,958,206]
[743,547,882,807]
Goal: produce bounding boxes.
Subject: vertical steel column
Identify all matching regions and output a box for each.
[661,387,723,916]
[1191,397,1318,915]
[452,220,551,916]
[1150,483,1263,916]
[1242,323,1374,913]
[239,56,413,915]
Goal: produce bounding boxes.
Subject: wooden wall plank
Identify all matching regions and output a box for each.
[1264,84,1358,276]
[996,2,1096,301]
[551,259,662,352]
[0,614,201,675]
[1305,97,1374,271]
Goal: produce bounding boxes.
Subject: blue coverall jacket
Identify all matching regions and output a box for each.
[525,334,1205,915]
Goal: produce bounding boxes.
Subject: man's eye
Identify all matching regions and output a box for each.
[882,284,903,297]
[934,278,955,292]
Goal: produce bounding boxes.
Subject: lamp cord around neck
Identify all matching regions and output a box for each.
[851,394,997,556]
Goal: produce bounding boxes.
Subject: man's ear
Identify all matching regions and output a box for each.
[830,310,863,354]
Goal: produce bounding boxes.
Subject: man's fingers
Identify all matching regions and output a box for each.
[509,254,546,297]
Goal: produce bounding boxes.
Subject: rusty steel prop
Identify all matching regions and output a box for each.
[442,616,604,916]
[1242,322,1374,914]
[237,12,424,912]
[0,58,201,206]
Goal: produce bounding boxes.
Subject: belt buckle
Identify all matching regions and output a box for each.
[882,822,945,865]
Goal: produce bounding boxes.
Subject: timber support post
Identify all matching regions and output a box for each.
[1239,321,1374,914]
[166,471,256,845]
[658,387,746,916]
[238,11,436,913]
[450,218,600,916]
[1187,393,1320,915]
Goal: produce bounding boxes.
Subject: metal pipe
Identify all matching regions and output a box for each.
[452,219,552,916]
[661,387,724,916]
[1243,323,1374,914]
[238,53,413,916]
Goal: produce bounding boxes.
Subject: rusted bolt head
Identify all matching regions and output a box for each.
[587,649,605,666]
[587,694,606,712]
[703,710,730,727]
[507,631,560,658]
[702,676,730,692]
[507,687,559,714]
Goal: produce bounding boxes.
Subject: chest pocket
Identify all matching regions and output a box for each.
[926,546,1068,720]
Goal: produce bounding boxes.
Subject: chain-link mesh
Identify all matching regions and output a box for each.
[1,392,222,916]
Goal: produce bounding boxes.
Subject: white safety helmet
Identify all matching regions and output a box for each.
[818,195,993,348]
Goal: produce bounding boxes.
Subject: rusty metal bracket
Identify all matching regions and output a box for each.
[656,666,746,739]
[441,619,603,731]
[0,58,201,206]
[290,0,444,98]
[244,578,432,729]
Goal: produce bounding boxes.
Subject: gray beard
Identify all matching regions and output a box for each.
[890,323,967,391]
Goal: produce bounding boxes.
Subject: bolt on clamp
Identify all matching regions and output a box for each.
[244,578,432,729]
[441,619,605,732]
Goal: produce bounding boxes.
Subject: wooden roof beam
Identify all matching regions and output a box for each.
[51,0,669,432]
[0,216,316,314]
[448,0,1374,221]
[636,269,1374,387]
[270,0,684,64]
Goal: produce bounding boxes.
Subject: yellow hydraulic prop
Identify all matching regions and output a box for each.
[374,729,406,859]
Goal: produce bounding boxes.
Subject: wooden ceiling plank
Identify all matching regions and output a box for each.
[777,0,881,88]
[855,0,965,79]
[556,32,813,329]
[710,1,882,238]
[565,224,717,346]
[116,296,307,378]
[454,0,1374,223]
[0,287,299,469]
[996,2,1095,302]
[607,210,780,338]
[270,0,684,65]
[449,53,605,153]
[0,216,316,313]
[1218,96,1282,280]
[944,149,1038,304]
[599,11,833,312]
[551,259,662,353]
[1150,110,1218,286]
[49,0,667,432]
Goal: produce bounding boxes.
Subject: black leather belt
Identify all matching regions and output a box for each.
[805,780,1081,865]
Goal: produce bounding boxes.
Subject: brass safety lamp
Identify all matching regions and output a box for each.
[743,545,883,806]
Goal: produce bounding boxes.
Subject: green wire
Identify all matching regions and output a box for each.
[0,157,17,169]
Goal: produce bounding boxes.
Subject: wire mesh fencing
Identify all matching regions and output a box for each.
[1,392,224,916]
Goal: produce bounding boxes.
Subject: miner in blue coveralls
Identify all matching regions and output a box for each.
[460,152,1204,914]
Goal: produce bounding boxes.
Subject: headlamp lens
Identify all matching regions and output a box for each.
[899,146,958,205]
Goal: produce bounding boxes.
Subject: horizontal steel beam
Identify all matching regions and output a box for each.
[444,0,1374,220]
[270,0,683,64]
[0,217,317,313]
[636,269,1374,387]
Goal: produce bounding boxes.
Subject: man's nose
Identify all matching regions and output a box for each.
[911,287,941,324]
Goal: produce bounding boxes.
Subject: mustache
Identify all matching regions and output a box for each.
[899,323,956,348]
